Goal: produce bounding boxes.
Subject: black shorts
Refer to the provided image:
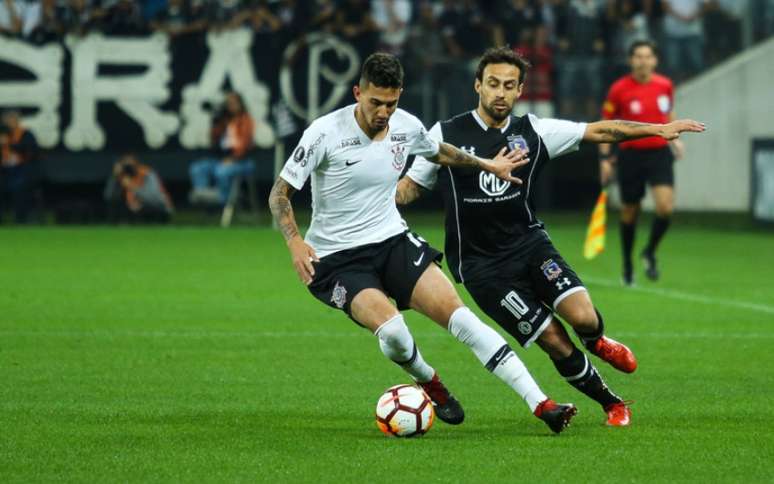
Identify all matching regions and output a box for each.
[307,231,443,321]
[464,231,586,347]
[617,146,674,204]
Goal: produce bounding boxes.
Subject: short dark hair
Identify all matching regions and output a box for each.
[360,53,404,89]
[475,47,530,85]
[628,40,658,57]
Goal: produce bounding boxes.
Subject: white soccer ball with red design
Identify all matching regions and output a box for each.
[375,384,435,437]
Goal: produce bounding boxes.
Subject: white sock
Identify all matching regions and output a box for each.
[448,306,547,412]
[375,314,435,383]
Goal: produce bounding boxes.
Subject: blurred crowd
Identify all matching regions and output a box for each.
[1,0,773,119]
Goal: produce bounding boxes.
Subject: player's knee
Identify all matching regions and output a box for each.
[563,303,598,329]
[655,203,674,218]
[537,322,574,360]
[375,315,413,357]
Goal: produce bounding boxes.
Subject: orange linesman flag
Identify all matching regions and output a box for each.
[583,189,608,260]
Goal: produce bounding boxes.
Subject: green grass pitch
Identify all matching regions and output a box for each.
[1,213,773,482]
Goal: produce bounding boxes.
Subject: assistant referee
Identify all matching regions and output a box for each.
[599,40,684,286]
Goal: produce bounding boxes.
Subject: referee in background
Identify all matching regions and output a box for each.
[599,40,684,286]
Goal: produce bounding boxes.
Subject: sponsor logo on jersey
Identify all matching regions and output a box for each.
[339,137,361,148]
[506,134,529,153]
[541,259,563,281]
[630,99,642,114]
[391,143,406,170]
[479,171,510,197]
[390,133,407,143]
[555,277,572,291]
[305,133,326,164]
[344,159,362,167]
[331,281,347,309]
[461,146,476,155]
[658,94,671,113]
[293,145,305,164]
[517,321,533,335]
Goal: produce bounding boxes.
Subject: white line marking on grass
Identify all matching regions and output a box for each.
[584,276,774,316]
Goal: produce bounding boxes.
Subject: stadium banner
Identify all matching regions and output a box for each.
[0,30,360,181]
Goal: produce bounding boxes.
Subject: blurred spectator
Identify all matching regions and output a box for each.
[752,0,774,41]
[150,0,206,37]
[99,0,147,35]
[57,0,103,37]
[495,0,543,48]
[0,111,38,223]
[204,0,247,31]
[29,0,64,43]
[371,0,412,57]
[555,0,607,119]
[704,0,745,65]
[0,0,42,38]
[334,0,378,56]
[248,0,283,34]
[439,0,494,60]
[513,25,555,118]
[661,0,706,81]
[189,92,255,206]
[103,152,174,223]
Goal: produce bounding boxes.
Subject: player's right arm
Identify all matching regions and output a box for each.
[395,177,424,205]
[269,124,327,285]
[269,177,318,286]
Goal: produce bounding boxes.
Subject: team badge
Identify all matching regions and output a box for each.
[630,99,642,114]
[293,146,306,165]
[541,259,563,281]
[507,134,529,153]
[657,94,671,113]
[517,321,532,335]
[391,144,406,170]
[331,281,347,309]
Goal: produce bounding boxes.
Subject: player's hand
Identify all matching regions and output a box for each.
[669,138,686,160]
[483,146,530,184]
[660,119,705,140]
[287,235,319,285]
[600,157,615,186]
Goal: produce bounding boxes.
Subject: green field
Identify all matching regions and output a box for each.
[2,213,773,483]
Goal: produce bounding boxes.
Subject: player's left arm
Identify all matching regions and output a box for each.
[583,118,705,144]
[667,111,686,159]
[428,142,530,184]
[395,177,425,206]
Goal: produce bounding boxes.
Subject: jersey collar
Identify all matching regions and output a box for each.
[471,109,511,133]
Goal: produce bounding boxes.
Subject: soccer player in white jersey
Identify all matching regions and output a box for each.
[269,53,578,434]
[396,47,705,426]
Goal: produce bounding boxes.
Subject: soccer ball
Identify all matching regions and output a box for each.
[375,384,435,437]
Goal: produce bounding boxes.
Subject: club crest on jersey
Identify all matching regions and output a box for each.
[331,281,347,309]
[479,171,510,197]
[541,259,563,281]
[391,144,406,170]
[507,134,529,153]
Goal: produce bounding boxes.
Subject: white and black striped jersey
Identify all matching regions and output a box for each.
[407,110,586,283]
[280,104,440,258]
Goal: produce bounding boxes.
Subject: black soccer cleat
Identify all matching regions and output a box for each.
[419,373,465,425]
[534,399,577,434]
[641,250,659,281]
[622,261,635,287]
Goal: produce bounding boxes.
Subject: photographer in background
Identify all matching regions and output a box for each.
[189,91,255,206]
[104,152,174,223]
[0,110,38,224]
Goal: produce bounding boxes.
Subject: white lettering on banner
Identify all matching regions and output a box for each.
[64,34,179,150]
[0,38,63,148]
[280,32,360,123]
[180,29,274,149]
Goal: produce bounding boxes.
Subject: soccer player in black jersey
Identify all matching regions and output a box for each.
[396,47,704,426]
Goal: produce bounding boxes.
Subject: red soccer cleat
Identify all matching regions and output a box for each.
[534,399,577,434]
[605,401,632,426]
[592,336,638,373]
[419,373,465,425]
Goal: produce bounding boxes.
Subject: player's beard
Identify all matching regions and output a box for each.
[482,100,511,123]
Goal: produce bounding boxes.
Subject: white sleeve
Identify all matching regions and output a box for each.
[279,124,327,190]
[527,113,587,159]
[406,115,440,159]
[406,122,442,190]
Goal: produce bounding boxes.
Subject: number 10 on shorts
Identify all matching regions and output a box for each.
[501,290,529,318]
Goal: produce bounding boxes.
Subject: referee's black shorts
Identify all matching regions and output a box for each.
[617,146,674,204]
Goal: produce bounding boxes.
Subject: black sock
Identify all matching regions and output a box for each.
[620,221,636,267]
[553,347,622,409]
[576,308,605,350]
[645,216,671,254]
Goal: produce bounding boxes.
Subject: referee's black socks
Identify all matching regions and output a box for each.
[552,346,622,409]
[620,221,636,266]
[645,215,671,254]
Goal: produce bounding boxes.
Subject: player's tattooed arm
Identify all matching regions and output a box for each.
[269,177,319,285]
[395,177,425,206]
[269,177,300,241]
[429,142,529,184]
[585,119,705,143]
